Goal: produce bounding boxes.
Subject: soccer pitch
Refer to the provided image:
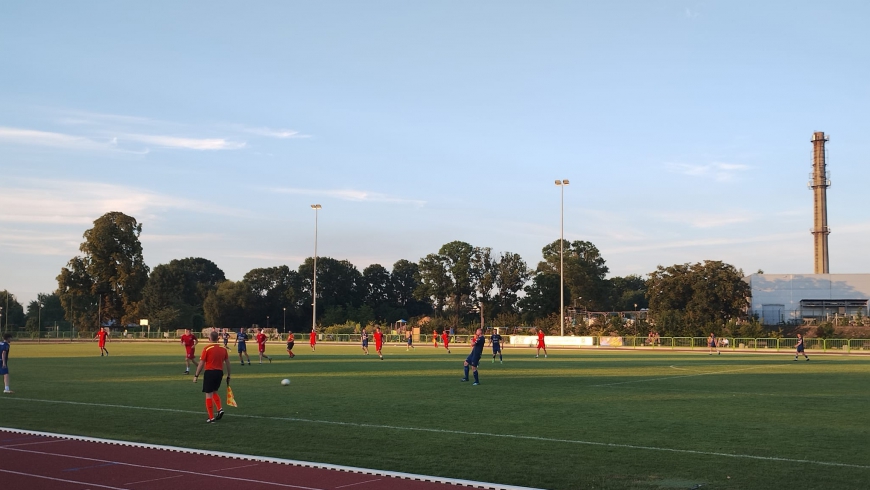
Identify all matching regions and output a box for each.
[2,342,869,490]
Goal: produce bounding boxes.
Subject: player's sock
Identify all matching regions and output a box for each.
[473,371,479,383]
[206,399,214,419]
[212,393,222,411]
[463,365,469,379]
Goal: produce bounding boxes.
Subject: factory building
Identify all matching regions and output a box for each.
[749,274,870,325]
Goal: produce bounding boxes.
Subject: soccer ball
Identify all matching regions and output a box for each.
[281,378,290,386]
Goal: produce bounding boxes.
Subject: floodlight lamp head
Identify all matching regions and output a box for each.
[555,180,561,185]
[563,179,569,185]
[311,204,322,209]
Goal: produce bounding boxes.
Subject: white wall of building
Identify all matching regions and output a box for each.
[749,274,870,324]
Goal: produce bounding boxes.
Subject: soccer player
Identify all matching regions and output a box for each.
[256,328,272,364]
[310,329,317,351]
[234,328,251,366]
[361,327,369,355]
[221,329,229,348]
[535,327,547,358]
[490,329,503,363]
[193,331,231,423]
[286,331,296,358]
[795,333,809,361]
[406,329,415,351]
[1,333,12,394]
[180,328,198,374]
[461,328,485,385]
[95,327,109,356]
[374,326,384,360]
[441,330,451,354]
[708,333,720,355]
[432,329,438,348]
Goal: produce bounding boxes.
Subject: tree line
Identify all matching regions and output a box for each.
[0,212,751,337]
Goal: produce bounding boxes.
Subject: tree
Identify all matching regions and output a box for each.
[391,259,430,317]
[56,256,98,331]
[362,264,392,310]
[415,253,451,316]
[471,247,496,326]
[243,266,301,331]
[298,257,362,326]
[140,264,187,331]
[494,252,531,314]
[25,293,65,333]
[203,280,251,329]
[0,290,26,330]
[519,273,564,321]
[538,239,609,311]
[606,275,648,311]
[57,212,149,327]
[437,241,476,328]
[646,260,750,336]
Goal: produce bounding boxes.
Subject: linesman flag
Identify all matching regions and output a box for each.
[226,385,238,407]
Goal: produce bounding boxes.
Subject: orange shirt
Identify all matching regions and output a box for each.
[200,344,229,371]
[287,332,295,342]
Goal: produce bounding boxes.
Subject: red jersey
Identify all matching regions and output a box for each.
[200,344,228,371]
[180,334,196,349]
[373,330,384,346]
[97,330,108,345]
[441,332,449,344]
[256,333,267,345]
[287,332,295,342]
[310,331,317,344]
[537,331,545,346]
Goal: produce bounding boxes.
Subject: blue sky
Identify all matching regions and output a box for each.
[2,1,870,305]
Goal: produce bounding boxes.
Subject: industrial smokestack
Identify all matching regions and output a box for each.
[809,131,830,274]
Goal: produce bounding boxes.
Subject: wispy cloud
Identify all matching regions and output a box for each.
[270,187,426,206]
[666,162,749,182]
[0,127,111,151]
[606,231,805,255]
[0,178,243,226]
[656,210,753,228]
[685,8,700,18]
[119,133,246,150]
[237,126,310,139]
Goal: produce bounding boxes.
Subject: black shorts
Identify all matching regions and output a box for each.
[287,341,295,350]
[202,369,223,393]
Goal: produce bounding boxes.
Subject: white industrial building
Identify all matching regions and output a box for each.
[748,274,870,325]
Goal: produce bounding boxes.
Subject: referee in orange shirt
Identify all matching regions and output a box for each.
[193,331,232,423]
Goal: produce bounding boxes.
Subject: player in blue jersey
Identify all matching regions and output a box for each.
[708,333,720,355]
[361,327,369,355]
[234,328,252,366]
[1,333,12,393]
[794,333,809,361]
[490,329,503,363]
[461,328,486,385]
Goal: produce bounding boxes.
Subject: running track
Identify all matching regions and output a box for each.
[0,429,540,490]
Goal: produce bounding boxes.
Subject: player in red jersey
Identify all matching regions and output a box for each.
[432,329,438,348]
[256,327,272,364]
[373,326,384,360]
[193,331,231,423]
[536,327,547,358]
[180,328,198,374]
[441,330,451,354]
[310,329,317,351]
[94,327,109,356]
[286,332,296,358]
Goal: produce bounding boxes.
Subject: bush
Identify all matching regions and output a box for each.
[815,322,835,339]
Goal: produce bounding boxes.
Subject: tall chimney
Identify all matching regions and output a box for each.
[809,131,830,274]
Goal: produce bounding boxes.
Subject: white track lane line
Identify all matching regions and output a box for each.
[125,474,186,485]
[0,468,128,489]
[2,396,870,472]
[0,446,325,490]
[334,478,383,488]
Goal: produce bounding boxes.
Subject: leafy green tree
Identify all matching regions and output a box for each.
[647,260,750,336]
[471,247,496,326]
[140,264,186,330]
[243,266,300,331]
[538,239,609,311]
[606,275,648,311]
[298,257,362,326]
[56,257,98,331]
[0,290,26,330]
[437,241,476,328]
[415,253,451,316]
[391,259,430,317]
[25,293,65,333]
[519,272,564,321]
[494,252,531,314]
[57,212,149,327]
[362,264,392,309]
[203,280,251,329]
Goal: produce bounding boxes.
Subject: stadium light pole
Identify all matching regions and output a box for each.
[38,301,43,343]
[555,179,569,337]
[311,204,322,334]
[0,306,3,335]
[283,307,286,333]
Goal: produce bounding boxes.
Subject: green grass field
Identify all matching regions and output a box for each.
[1,341,868,489]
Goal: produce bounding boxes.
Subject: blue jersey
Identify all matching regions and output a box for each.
[237,331,248,343]
[467,335,485,364]
[490,333,502,345]
[0,341,9,361]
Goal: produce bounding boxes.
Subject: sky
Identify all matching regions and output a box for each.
[2,1,870,306]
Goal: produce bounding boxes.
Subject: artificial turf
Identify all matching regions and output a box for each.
[1,341,868,489]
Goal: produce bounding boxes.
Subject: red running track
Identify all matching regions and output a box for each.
[0,429,538,490]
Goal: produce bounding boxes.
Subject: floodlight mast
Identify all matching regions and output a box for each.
[311,204,322,333]
[555,179,569,336]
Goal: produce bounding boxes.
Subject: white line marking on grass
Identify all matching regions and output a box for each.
[3,398,870,472]
[0,445,324,490]
[0,468,128,489]
[334,478,383,488]
[669,365,692,371]
[126,474,187,485]
[590,366,765,387]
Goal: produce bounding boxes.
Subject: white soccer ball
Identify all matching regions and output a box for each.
[281,378,291,386]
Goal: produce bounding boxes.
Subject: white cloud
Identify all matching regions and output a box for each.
[237,126,310,139]
[119,133,246,150]
[666,162,750,182]
[656,210,754,228]
[270,187,426,206]
[0,126,111,151]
